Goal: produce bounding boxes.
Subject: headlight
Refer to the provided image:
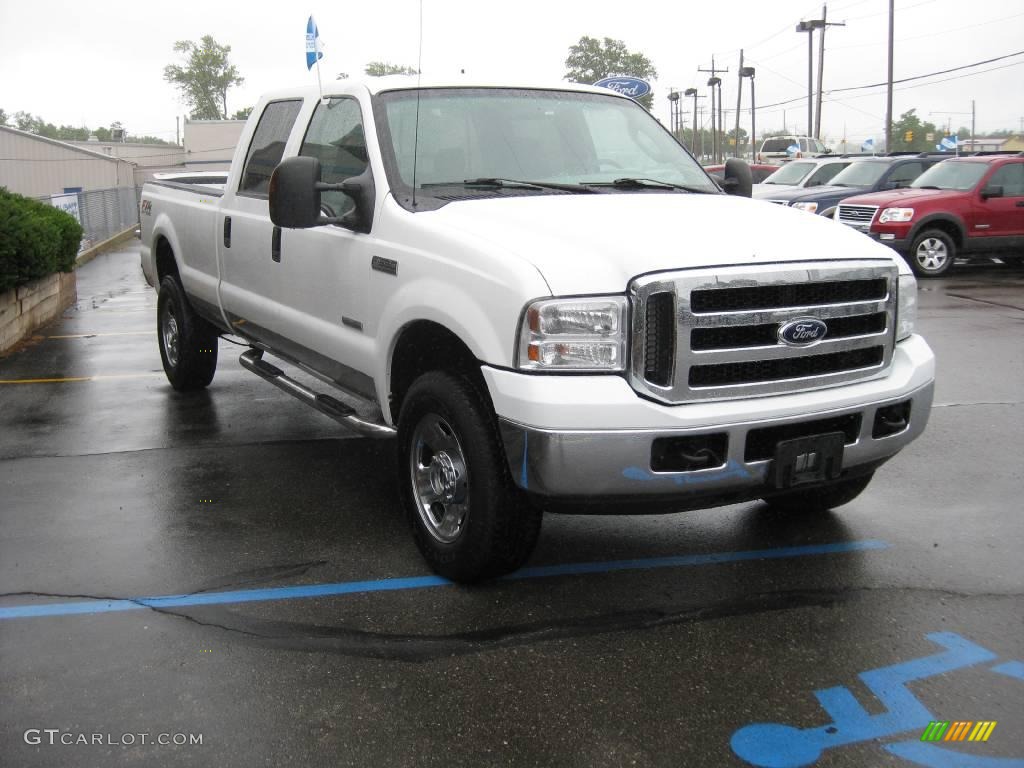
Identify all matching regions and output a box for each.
[791,202,818,213]
[896,273,917,341]
[880,207,914,223]
[516,296,628,371]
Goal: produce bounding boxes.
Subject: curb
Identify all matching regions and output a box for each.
[76,227,139,268]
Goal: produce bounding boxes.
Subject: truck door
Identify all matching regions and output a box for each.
[271,96,376,397]
[217,99,304,343]
[979,161,1024,244]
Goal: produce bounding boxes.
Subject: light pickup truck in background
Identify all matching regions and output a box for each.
[140,77,935,582]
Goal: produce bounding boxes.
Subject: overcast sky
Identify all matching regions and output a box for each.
[1,0,1022,145]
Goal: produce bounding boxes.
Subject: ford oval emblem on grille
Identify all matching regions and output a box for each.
[778,318,828,346]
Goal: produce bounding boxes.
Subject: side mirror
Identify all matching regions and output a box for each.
[269,155,375,233]
[722,158,753,198]
[270,156,322,229]
[980,184,1003,200]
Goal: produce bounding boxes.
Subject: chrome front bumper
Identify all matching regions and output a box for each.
[499,379,933,501]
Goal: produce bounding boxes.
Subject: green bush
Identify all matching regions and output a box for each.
[0,188,83,293]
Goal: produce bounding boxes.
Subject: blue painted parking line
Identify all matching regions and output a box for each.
[0,539,889,620]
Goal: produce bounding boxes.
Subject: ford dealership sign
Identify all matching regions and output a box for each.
[593,76,652,99]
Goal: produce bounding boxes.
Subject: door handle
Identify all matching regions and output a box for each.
[223,216,232,247]
[1015,201,1024,207]
[272,226,282,262]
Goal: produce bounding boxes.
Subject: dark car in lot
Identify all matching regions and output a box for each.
[761,154,945,218]
[836,153,1024,276]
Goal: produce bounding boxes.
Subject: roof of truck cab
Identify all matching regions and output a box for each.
[256,77,632,102]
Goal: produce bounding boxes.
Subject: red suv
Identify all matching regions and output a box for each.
[835,154,1024,276]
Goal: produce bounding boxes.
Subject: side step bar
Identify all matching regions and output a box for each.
[239,349,395,438]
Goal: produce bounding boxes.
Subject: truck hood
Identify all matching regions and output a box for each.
[839,187,960,207]
[429,192,896,295]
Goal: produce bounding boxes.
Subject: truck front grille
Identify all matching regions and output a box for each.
[630,261,898,403]
[836,204,879,229]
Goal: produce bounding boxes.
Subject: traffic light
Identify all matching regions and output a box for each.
[904,130,914,142]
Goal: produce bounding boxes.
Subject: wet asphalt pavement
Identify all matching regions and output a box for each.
[1,244,1022,767]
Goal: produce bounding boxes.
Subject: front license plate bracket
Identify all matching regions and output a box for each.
[771,432,845,489]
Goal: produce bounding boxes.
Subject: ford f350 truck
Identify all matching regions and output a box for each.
[140,77,935,582]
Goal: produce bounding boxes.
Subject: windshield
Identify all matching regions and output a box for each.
[762,162,814,185]
[911,162,988,191]
[829,161,888,187]
[375,88,718,199]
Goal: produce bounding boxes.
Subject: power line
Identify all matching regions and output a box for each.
[752,50,1024,111]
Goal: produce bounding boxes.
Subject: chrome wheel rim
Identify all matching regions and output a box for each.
[161,302,180,367]
[409,413,469,544]
[915,237,949,273]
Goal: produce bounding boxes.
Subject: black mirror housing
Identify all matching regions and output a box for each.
[722,158,753,198]
[980,184,1003,200]
[269,156,323,229]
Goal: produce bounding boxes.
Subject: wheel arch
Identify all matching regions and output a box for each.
[909,215,966,249]
[387,319,491,425]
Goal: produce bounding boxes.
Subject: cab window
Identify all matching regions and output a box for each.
[887,162,923,188]
[987,162,1024,196]
[299,98,369,217]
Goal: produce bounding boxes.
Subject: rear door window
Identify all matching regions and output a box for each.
[238,100,303,197]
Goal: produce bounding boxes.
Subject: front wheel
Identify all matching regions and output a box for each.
[761,472,874,514]
[157,275,219,391]
[397,370,542,583]
[908,229,956,277]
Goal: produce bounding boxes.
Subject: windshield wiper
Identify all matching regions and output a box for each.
[586,177,716,194]
[420,177,595,193]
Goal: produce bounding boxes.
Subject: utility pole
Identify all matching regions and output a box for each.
[971,100,975,147]
[885,0,894,152]
[176,116,180,146]
[796,19,819,137]
[684,88,703,157]
[699,57,728,162]
[734,50,744,158]
[814,5,845,139]
[740,66,756,161]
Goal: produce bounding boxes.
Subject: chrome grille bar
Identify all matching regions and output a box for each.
[630,260,899,403]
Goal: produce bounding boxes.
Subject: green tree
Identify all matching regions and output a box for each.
[564,36,657,109]
[889,109,938,152]
[163,35,244,120]
[364,61,418,77]
[0,109,7,126]
[231,106,253,120]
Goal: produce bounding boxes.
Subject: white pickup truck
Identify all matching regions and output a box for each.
[140,77,935,582]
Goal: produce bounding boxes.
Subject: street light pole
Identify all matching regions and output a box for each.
[885,0,894,152]
[734,50,744,158]
[684,88,700,157]
[741,66,756,162]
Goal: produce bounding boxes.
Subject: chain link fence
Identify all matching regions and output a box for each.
[39,186,140,252]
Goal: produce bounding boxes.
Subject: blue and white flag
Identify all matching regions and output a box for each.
[786,143,800,156]
[940,135,958,151]
[306,16,324,70]
[861,137,875,152]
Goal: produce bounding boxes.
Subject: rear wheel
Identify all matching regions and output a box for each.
[397,370,542,582]
[157,275,219,391]
[908,229,956,277]
[761,472,874,514]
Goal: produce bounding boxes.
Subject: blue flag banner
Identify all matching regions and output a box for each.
[861,138,875,152]
[306,16,323,70]
[786,143,800,156]
[940,135,958,151]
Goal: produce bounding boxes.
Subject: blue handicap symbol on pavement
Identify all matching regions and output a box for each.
[730,631,1024,767]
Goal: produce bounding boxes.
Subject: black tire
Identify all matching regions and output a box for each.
[761,472,874,514]
[397,370,542,583]
[157,275,219,391]
[908,229,956,277]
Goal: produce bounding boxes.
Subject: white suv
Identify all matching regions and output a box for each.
[758,136,831,165]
